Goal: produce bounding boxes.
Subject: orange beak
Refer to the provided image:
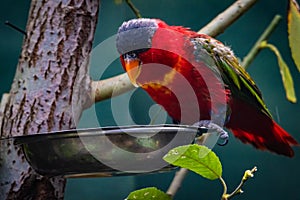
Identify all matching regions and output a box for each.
[124,57,141,87]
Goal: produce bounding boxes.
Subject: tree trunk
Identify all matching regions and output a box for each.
[0,0,99,199]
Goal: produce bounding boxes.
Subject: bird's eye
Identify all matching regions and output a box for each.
[123,48,149,60]
[123,52,137,60]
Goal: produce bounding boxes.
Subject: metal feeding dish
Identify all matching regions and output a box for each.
[13,124,201,178]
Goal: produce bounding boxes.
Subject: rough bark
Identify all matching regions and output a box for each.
[0,0,100,199]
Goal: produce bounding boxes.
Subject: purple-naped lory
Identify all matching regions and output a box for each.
[116,18,298,157]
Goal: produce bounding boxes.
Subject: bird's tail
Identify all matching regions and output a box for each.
[226,99,298,157]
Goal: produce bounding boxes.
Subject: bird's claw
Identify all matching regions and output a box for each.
[193,120,229,146]
[218,137,229,146]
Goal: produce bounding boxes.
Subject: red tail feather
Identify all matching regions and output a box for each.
[226,99,298,157]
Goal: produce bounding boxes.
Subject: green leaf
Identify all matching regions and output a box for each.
[126,187,171,200]
[288,0,300,72]
[260,41,297,103]
[163,144,222,180]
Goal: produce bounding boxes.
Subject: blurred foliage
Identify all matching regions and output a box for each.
[260,41,297,103]
[288,0,300,72]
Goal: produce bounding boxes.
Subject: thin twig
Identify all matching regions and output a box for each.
[241,15,282,69]
[226,166,258,199]
[166,168,189,197]
[5,21,26,35]
[125,0,142,18]
[198,0,258,37]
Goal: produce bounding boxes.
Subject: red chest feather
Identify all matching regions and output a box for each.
[137,47,229,124]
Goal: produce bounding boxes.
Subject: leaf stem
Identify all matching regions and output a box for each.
[219,177,228,200]
[241,15,282,69]
[125,0,142,18]
[259,41,297,103]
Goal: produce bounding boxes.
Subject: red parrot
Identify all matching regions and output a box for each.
[116,18,298,157]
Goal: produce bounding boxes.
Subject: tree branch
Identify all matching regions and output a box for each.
[241,15,282,69]
[90,73,135,104]
[166,168,189,197]
[198,0,258,36]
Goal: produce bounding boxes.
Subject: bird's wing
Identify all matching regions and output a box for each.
[193,36,272,118]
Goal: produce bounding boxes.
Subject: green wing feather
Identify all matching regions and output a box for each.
[190,35,271,118]
[216,55,272,118]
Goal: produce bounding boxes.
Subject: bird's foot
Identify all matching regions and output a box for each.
[193,120,229,146]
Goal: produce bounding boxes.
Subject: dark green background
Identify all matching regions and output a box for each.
[1,0,300,199]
